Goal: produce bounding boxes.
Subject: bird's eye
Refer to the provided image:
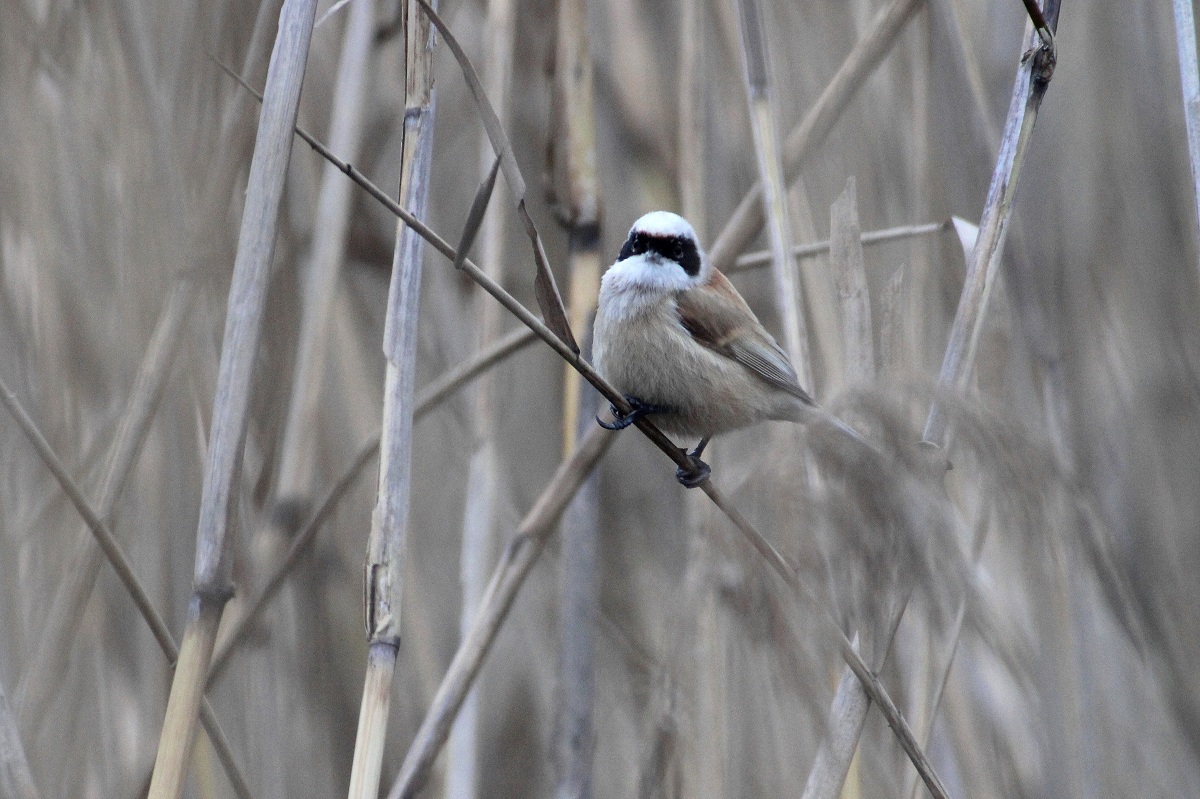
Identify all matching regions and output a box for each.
[672,240,684,259]
[633,234,646,254]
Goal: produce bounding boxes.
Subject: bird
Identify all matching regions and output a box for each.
[592,210,833,488]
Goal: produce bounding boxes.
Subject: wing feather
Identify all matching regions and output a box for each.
[676,269,815,406]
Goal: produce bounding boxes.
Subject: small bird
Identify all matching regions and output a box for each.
[593,211,825,487]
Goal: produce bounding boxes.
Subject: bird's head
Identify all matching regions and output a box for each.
[605,211,708,295]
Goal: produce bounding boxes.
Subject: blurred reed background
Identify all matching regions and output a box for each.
[2,0,1199,797]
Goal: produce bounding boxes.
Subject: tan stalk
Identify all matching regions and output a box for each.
[799,184,880,799]
[147,0,319,795]
[275,0,375,504]
[678,0,706,237]
[347,1,438,797]
[800,635,868,799]
[226,66,952,799]
[879,265,907,376]
[922,9,1058,443]
[447,0,517,791]
[707,0,926,273]
[830,178,876,384]
[553,0,602,450]
[549,0,602,796]
[732,0,812,387]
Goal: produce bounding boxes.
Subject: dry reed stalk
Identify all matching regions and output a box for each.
[830,178,876,384]
[678,0,706,237]
[733,0,813,388]
[1173,0,1200,266]
[387,423,616,799]
[922,5,1058,443]
[275,0,375,504]
[0,681,40,799]
[147,0,319,795]
[549,1,602,794]
[446,0,517,792]
[800,635,868,799]
[729,220,950,273]
[0,377,254,799]
[14,276,197,733]
[348,0,437,796]
[444,138,506,799]
[552,0,602,450]
[707,0,926,273]
[879,265,907,376]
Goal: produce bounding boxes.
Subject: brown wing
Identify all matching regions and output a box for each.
[676,268,816,406]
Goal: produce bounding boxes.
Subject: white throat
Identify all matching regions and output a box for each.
[599,253,694,320]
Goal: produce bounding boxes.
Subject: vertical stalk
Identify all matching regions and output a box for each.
[348,2,438,797]
[1173,0,1200,273]
[923,8,1058,444]
[446,0,516,793]
[275,0,376,504]
[732,0,812,388]
[678,0,706,238]
[147,0,318,796]
[550,1,601,796]
[830,178,876,384]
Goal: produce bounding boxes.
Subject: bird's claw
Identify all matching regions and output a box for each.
[596,396,669,431]
[675,439,711,488]
[675,455,711,488]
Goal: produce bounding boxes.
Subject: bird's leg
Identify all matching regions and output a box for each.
[596,395,671,431]
[675,436,711,488]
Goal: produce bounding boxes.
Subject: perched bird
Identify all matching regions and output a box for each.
[593,211,827,487]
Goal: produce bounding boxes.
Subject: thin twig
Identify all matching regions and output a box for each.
[729,220,950,273]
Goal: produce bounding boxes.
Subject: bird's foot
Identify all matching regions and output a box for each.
[597,395,670,431]
[675,439,711,488]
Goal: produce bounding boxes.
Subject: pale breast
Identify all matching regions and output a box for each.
[594,289,804,438]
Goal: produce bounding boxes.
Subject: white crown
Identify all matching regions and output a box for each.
[629,211,697,242]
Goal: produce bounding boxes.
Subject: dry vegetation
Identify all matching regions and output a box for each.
[2,0,1200,797]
